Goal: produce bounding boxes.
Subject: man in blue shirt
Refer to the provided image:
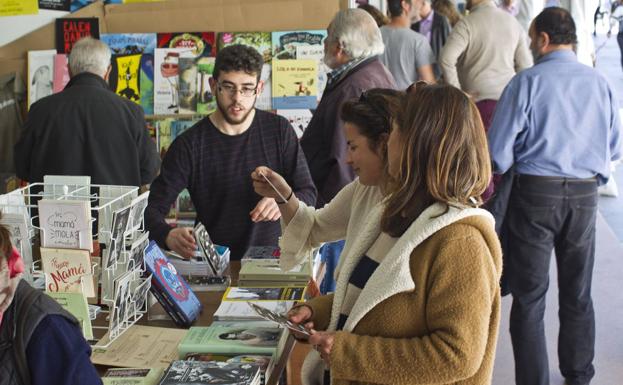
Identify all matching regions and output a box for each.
[488,8,622,385]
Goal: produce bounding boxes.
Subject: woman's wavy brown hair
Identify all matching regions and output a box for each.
[381,83,491,237]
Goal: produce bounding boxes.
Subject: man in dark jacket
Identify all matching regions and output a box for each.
[14,37,160,187]
[412,0,451,79]
[300,8,396,292]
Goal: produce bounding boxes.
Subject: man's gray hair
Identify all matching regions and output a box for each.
[68,37,111,77]
[328,8,384,60]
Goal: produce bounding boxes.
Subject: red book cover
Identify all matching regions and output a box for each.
[157,32,216,58]
[55,17,100,54]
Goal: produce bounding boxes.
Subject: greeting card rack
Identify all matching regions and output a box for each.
[0,180,152,346]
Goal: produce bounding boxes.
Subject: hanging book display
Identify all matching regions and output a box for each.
[55,17,100,54]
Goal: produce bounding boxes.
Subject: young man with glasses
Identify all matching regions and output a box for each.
[145,44,317,261]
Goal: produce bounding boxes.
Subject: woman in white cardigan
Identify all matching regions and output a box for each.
[251,88,405,273]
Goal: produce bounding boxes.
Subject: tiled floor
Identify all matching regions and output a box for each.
[491,34,623,384]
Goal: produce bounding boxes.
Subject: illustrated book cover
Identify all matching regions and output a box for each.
[55,17,100,54]
[159,360,261,385]
[40,247,95,297]
[144,241,202,327]
[178,325,284,358]
[272,60,318,109]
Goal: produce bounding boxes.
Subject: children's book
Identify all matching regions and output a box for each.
[144,241,202,327]
[276,109,313,139]
[102,368,164,385]
[157,32,216,58]
[154,48,187,115]
[217,32,272,63]
[53,54,70,94]
[272,60,318,109]
[196,57,216,115]
[101,33,157,114]
[109,53,142,105]
[37,199,93,251]
[178,57,198,114]
[55,17,100,54]
[271,30,326,60]
[40,247,95,297]
[159,360,261,385]
[27,50,56,109]
[48,291,93,340]
[178,325,284,358]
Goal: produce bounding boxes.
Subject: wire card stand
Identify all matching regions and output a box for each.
[0,180,152,346]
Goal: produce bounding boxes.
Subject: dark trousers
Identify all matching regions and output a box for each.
[506,175,598,385]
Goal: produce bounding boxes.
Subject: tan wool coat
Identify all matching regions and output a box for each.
[301,203,503,385]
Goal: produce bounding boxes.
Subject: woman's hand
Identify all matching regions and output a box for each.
[308,330,335,365]
[251,166,292,202]
[287,305,315,340]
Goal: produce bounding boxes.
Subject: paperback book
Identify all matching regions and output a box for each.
[272,60,318,109]
[144,241,202,327]
[48,291,93,340]
[27,50,56,109]
[102,368,164,385]
[241,246,280,265]
[178,325,284,358]
[222,286,305,302]
[238,259,311,283]
[159,360,261,385]
[101,33,157,114]
[157,32,216,58]
[213,300,294,322]
[55,17,100,54]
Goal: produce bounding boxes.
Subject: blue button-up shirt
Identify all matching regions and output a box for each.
[488,49,622,184]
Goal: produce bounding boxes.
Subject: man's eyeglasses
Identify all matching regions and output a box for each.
[217,82,258,97]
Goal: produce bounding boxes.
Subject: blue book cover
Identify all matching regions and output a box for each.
[144,241,202,326]
[101,33,157,115]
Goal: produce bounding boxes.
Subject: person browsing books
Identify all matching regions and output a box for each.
[0,213,102,385]
[286,84,502,385]
[14,37,160,187]
[251,88,404,274]
[145,44,316,260]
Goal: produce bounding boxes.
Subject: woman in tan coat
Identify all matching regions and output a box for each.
[288,83,503,385]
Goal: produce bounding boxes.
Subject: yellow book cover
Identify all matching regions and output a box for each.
[272,59,318,109]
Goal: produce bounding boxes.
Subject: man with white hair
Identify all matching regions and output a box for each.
[14,37,159,187]
[300,8,395,293]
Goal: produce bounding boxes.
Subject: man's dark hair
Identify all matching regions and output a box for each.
[213,44,263,82]
[534,7,577,45]
[387,0,410,18]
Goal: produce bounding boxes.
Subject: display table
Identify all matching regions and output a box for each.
[93,261,309,385]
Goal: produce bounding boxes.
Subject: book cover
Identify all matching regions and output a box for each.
[276,109,313,139]
[212,301,293,322]
[53,54,70,94]
[48,291,93,340]
[271,30,326,60]
[178,325,283,358]
[196,58,216,115]
[272,60,318,109]
[39,0,70,11]
[178,57,198,114]
[238,259,311,282]
[185,353,272,385]
[101,33,157,115]
[217,32,272,63]
[159,360,261,385]
[55,17,100,54]
[102,368,164,385]
[222,287,305,302]
[157,32,216,58]
[109,53,142,105]
[27,50,56,109]
[295,45,328,102]
[40,247,95,297]
[37,199,93,251]
[144,241,202,327]
[154,48,185,115]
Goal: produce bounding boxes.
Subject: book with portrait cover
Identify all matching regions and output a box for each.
[144,241,202,327]
[178,325,284,358]
[159,360,261,385]
[55,17,100,54]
